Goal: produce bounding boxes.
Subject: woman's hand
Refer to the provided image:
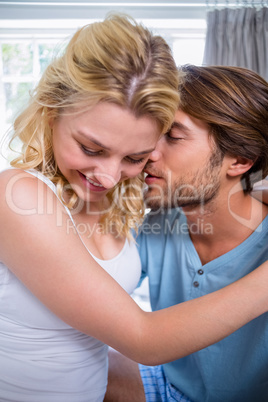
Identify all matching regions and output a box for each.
[252,179,268,205]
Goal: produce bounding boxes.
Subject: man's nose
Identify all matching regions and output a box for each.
[148,148,161,162]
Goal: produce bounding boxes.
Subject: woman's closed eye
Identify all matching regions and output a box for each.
[80,144,102,156]
[81,143,145,164]
[125,156,146,165]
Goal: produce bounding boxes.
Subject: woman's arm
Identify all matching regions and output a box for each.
[252,179,268,205]
[0,169,267,365]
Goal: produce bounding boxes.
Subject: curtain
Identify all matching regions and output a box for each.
[203,6,268,80]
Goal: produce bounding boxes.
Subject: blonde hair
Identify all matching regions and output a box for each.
[9,14,180,237]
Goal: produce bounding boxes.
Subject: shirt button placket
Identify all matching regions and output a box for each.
[193,268,204,288]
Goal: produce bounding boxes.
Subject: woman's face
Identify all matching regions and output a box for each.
[52,102,161,204]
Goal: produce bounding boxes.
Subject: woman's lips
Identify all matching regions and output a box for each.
[78,172,107,192]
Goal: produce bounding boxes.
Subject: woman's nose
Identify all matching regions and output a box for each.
[94,162,121,189]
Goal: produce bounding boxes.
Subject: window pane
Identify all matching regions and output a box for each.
[173,38,205,66]
[2,43,33,75]
[39,43,57,73]
[4,82,33,123]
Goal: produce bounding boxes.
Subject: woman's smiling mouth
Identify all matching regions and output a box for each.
[78,172,107,192]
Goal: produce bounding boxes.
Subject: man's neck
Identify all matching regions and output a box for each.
[183,190,268,265]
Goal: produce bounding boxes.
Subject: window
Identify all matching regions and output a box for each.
[1,39,61,124]
[0,18,206,170]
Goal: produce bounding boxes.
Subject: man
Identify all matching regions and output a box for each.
[105,65,268,402]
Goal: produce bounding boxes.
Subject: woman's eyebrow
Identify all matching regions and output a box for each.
[77,131,111,150]
[130,148,155,156]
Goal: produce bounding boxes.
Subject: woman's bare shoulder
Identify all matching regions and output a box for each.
[0,168,58,214]
[0,168,42,195]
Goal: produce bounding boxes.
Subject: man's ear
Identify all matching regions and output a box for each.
[227,156,254,177]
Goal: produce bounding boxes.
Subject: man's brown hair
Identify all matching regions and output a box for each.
[179,65,268,193]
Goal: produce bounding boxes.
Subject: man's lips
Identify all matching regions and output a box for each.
[144,171,163,184]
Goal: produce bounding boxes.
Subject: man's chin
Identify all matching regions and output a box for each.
[145,202,163,212]
[144,197,170,212]
[144,196,208,212]
[144,189,163,211]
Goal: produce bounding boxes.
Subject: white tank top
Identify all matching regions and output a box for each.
[0,169,141,402]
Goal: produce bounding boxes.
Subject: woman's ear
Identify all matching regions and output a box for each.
[227,156,254,177]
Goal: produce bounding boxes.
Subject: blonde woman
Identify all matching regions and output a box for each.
[0,15,268,401]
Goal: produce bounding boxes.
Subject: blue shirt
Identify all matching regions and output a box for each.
[138,209,268,402]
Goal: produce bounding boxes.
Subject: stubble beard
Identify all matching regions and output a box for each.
[144,149,224,212]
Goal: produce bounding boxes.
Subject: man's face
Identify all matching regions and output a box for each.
[144,109,224,212]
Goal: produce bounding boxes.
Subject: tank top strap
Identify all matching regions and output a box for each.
[25,169,77,229]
